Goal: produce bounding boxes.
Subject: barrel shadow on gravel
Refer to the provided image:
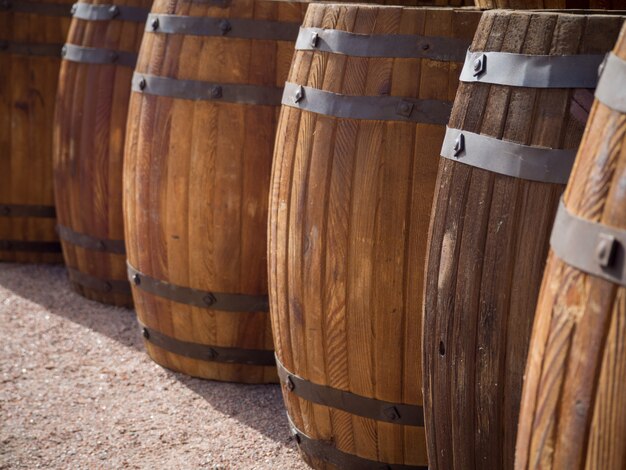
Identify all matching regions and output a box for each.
[0,262,142,351]
[1,262,293,443]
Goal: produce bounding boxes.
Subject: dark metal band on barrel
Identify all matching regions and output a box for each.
[282,82,452,124]
[276,355,423,426]
[550,198,626,287]
[56,224,126,254]
[132,73,282,106]
[460,50,604,88]
[139,323,275,366]
[146,13,300,41]
[61,43,137,67]
[0,240,62,253]
[0,41,63,57]
[295,26,470,61]
[440,127,576,184]
[127,262,269,312]
[596,53,626,113]
[0,0,72,16]
[287,415,428,470]
[70,2,149,22]
[0,204,56,218]
[67,267,131,295]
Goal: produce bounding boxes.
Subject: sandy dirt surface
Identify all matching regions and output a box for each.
[0,263,308,469]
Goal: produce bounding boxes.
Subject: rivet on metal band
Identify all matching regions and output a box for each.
[139,323,276,366]
[0,0,72,16]
[0,41,64,57]
[131,73,283,106]
[550,198,626,287]
[295,26,471,62]
[459,50,605,88]
[70,2,149,22]
[61,43,138,67]
[595,53,626,114]
[67,267,132,295]
[0,204,56,218]
[287,415,428,470]
[276,355,423,426]
[281,82,452,125]
[0,240,62,253]
[440,127,576,184]
[127,262,269,312]
[56,225,126,254]
[146,13,300,42]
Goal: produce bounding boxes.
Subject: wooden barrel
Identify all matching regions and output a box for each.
[268,4,480,469]
[516,24,626,470]
[475,0,626,8]
[422,10,625,470]
[53,0,151,306]
[0,0,72,263]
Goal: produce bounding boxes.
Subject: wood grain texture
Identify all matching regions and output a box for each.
[268,4,480,469]
[124,0,315,383]
[0,1,71,263]
[516,24,626,470]
[53,0,150,306]
[422,10,624,470]
[475,0,626,8]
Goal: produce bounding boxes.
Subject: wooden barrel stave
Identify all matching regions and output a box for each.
[475,0,626,9]
[53,0,150,306]
[422,10,624,470]
[0,0,72,263]
[515,26,626,470]
[269,4,480,468]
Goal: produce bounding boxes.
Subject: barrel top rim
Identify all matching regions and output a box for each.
[484,8,626,17]
[305,3,483,12]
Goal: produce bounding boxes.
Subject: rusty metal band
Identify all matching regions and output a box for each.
[0,0,72,16]
[61,43,137,67]
[0,41,63,56]
[287,415,428,470]
[70,2,149,22]
[282,82,451,124]
[595,53,626,114]
[139,323,276,366]
[295,26,470,61]
[132,73,282,106]
[56,224,125,254]
[460,50,604,88]
[550,198,626,287]
[67,267,131,294]
[440,127,576,184]
[0,204,56,217]
[0,239,62,253]
[276,355,423,426]
[127,262,269,312]
[146,13,300,42]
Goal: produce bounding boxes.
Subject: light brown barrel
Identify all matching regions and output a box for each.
[268,4,480,469]
[422,10,625,470]
[516,24,626,470]
[53,0,151,306]
[0,0,72,263]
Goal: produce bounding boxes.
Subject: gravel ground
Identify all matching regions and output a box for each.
[0,263,308,469]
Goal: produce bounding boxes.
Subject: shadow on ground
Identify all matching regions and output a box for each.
[0,262,291,444]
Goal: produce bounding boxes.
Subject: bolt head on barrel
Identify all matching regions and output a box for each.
[138,78,147,90]
[132,274,141,285]
[453,133,465,157]
[219,19,231,35]
[473,54,486,77]
[151,17,159,31]
[108,5,119,18]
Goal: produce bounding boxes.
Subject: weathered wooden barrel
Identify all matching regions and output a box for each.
[53,0,150,306]
[268,4,480,469]
[0,0,72,263]
[475,0,626,8]
[515,24,626,470]
[422,10,625,470]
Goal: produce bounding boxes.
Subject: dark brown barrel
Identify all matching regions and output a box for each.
[269,4,480,469]
[516,24,626,470]
[52,0,151,306]
[0,0,72,263]
[422,9,625,470]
